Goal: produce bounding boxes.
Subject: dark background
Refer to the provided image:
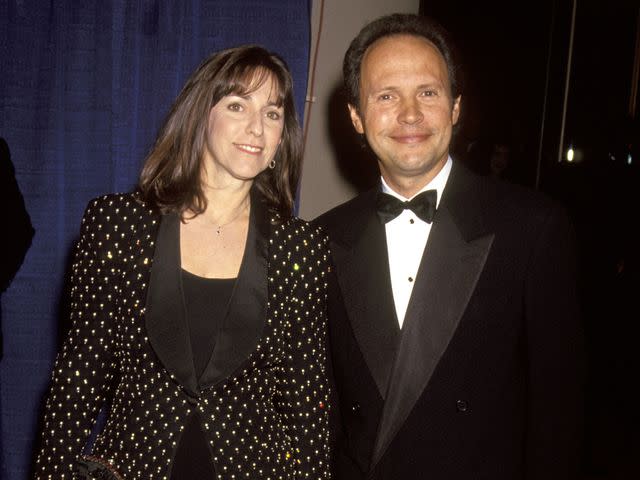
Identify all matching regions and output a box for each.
[420,1,639,478]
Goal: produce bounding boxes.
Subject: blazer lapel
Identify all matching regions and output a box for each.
[331,191,400,398]
[199,189,270,389]
[145,212,200,398]
[145,190,270,398]
[370,167,495,469]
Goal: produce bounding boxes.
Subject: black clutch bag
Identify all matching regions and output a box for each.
[75,455,124,480]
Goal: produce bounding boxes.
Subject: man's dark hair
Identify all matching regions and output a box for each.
[343,13,462,110]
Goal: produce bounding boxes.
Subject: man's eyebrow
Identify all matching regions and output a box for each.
[368,82,442,94]
[368,85,399,94]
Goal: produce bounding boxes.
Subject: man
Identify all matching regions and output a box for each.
[316,13,584,480]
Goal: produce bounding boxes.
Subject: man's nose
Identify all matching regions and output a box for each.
[398,98,424,125]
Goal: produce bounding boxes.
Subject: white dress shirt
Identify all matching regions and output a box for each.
[381,157,452,328]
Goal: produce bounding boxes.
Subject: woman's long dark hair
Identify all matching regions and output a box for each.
[139,45,302,217]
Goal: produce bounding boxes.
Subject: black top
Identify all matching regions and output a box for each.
[182,270,235,378]
[170,271,235,479]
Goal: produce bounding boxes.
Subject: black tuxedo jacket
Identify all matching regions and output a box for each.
[33,192,332,479]
[316,163,584,480]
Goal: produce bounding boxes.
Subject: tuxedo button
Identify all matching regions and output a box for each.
[456,399,469,412]
[351,402,361,413]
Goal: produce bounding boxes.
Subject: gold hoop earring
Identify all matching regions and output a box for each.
[269,159,276,169]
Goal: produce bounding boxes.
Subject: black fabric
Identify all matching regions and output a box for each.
[145,189,270,398]
[181,271,235,379]
[371,211,493,467]
[315,163,585,480]
[198,189,271,390]
[321,192,400,399]
[170,272,234,479]
[375,190,437,224]
[145,212,199,396]
[170,410,217,480]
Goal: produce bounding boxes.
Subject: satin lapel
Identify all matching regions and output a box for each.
[145,212,199,397]
[331,198,400,398]
[371,206,495,469]
[199,190,269,389]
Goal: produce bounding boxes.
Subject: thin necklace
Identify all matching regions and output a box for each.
[215,202,248,235]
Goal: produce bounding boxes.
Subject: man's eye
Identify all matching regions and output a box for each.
[421,90,437,97]
[378,94,393,101]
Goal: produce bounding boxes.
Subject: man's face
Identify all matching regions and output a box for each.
[349,34,461,195]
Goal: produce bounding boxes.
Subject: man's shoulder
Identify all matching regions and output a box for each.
[489,176,564,222]
[451,163,563,218]
[312,189,377,233]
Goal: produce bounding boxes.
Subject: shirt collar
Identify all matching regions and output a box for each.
[380,156,452,209]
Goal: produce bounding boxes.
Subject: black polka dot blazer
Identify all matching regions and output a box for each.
[33,191,332,479]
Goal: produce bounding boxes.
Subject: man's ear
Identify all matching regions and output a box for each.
[452,95,462,125]
[348,104,365,134]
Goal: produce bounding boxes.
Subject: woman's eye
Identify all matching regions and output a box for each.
[227,103,243,112]
[266,111,282,120]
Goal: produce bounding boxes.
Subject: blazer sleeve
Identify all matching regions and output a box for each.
[275,222,332,479]
[33,197,120,479]
[524,204,586,479]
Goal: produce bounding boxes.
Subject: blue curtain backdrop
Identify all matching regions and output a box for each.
[0,1,310,477]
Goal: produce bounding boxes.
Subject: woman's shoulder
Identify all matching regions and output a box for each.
[83,191,157,218]
[79,192,159,235]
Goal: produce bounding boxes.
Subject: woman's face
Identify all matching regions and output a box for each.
[202,74,284,187]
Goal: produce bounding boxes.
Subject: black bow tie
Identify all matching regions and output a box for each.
[376,190,437,224]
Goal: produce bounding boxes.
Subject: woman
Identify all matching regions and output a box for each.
[33,45,331,479]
